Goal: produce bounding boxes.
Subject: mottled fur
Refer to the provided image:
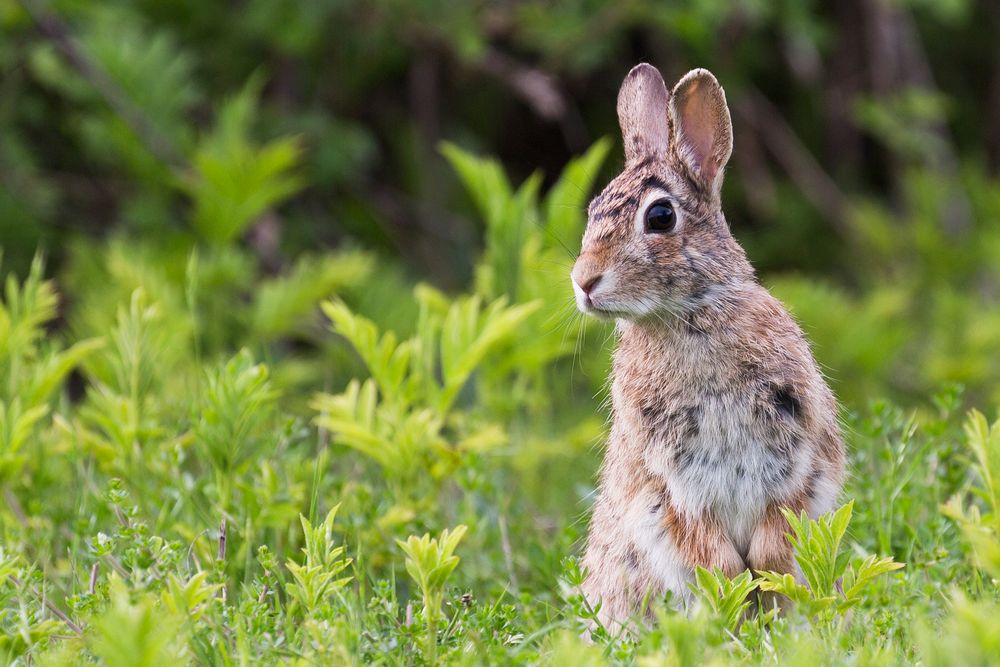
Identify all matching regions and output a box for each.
[570,64,845,630]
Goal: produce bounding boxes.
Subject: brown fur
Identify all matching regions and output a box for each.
[662,494,745,578]
[747,492,809,575]
[571,64,846,631]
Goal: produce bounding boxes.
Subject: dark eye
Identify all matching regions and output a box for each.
[644,201,676,233]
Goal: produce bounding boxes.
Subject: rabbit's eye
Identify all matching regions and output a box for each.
[644,201,675,233]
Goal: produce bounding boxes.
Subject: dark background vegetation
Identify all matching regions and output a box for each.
[5,0,1000,408]
[5,1,998,260]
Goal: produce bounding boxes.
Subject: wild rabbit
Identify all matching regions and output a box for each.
[571,64,845,629]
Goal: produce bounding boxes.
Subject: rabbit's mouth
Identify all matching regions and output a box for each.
[578,292,660,321]
[582,302,617,319]
[572,268,674,320]
[583,291,706,324]
[576,295,615,320]
[574,291,617,319]
[573,278,620,319]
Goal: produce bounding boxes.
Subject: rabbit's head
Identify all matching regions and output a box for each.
[571,64,754,321]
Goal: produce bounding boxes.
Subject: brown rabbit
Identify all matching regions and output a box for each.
[571,64,845,629]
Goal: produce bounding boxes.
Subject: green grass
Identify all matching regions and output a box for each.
[1,144,999,666]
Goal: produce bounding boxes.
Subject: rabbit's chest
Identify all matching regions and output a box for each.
[631,386,807,546]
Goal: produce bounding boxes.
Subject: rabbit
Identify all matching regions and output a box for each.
[570,64,845,630]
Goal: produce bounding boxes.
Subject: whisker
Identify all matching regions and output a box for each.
[542,226,580,261]
[537,257,576,270]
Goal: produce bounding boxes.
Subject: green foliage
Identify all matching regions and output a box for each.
[90,578,186,667]
[160,571,221,622]
[772,166,1000,407]
[194,349,278,474]
[77,290,175,474]
[397,525,468,662]
[757,502,904,618]
[0,124,999,665]
[0,398,47,482]
[285,506,353,614]
[943,409,1000,577]
[917,593,1000,667]
[0,255,100,481]
[0,254,58,363]
[854,89,952,164]
[962,411,1000,532]
[27,5,199,186]
[690,567,758,633]
[178,78,305,244]
[250,251,373,339]
[312,291,537,498]
[0,551,65,659]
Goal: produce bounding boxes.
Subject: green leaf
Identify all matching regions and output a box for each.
[689,567,758,631]
[0,254,58,372]
[251,251,373,339]
[26,337,105,407]
[437,295,540,413]
[441,141,543,300]
[439,142,513,225]
[90,577,186,667]
[177,76,305,243]
[841,555,905,608]
[0,399,49,481]
[543,137,611,251]
[964,409,1000,528]
[192,349,278,472]
[322,300,412,403]
[781,500,854,597]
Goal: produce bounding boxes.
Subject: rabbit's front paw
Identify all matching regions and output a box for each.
[747,499,806,575]
[710,541,748,579]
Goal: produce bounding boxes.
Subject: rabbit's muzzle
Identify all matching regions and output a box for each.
[571,252,611,314]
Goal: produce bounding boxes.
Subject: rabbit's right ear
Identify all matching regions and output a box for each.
[617,63,671,167]
[668,69,732,198]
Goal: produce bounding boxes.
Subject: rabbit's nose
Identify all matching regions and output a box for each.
[572,262,603,295]
[579,273,602,294]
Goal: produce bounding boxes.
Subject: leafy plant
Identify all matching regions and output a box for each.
[0,551,65,659]
[177,77,304,244]
[250,251,373,340]
[194,349,278,474]
[312,291,535,499]
[942,409,1000,577]
[0,255,100,482]
[90,577,186,667]
[397,525,468,663]
[284,506,353,615]
[757,502,904,618]
[690,567,760,633]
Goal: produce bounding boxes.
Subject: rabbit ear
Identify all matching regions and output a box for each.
[669,69,733,197]
[617,63,671,167]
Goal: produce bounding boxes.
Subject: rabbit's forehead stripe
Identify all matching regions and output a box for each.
[587,168,692,228]
[640,174,670,194]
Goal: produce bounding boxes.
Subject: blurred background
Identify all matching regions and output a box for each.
[2,0,1000,409]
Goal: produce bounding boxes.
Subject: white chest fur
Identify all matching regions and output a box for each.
[664,391,807,551]
[613,328,812,557]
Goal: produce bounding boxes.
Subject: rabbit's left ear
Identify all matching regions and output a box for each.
[669,69,733,198]
[618,63,671,167]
